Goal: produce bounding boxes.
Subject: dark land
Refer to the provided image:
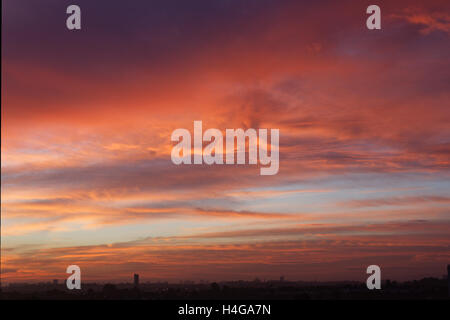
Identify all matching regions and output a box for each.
[1,277,449,300]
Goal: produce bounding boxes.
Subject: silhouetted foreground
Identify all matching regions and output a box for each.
[1,277,448,300]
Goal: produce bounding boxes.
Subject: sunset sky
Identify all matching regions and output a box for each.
[1,0,450,283]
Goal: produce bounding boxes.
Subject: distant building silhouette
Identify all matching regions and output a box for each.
[134,274,139,287]
[447,265,450,297]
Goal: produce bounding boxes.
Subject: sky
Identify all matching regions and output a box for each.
[1,0,450,283]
